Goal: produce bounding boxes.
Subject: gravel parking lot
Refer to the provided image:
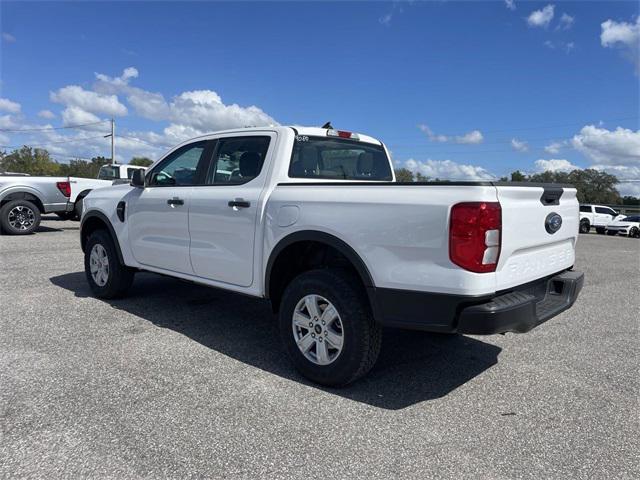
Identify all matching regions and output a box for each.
[1,217,638,479]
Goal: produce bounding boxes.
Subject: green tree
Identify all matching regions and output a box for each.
[129,157,154,167]
[58,156,110,178]
[510,170,527,182]
[394,168,415,182]
[0,146,61,176]
[622,196,640,206]
[415,172,430,182]
[526,169,621,204]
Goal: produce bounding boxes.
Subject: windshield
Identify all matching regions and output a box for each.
[98,165,119,180]
[289,136,392,181]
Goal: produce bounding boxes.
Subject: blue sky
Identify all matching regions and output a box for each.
[1,1,639,193]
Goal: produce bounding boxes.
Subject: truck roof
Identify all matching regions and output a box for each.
[186,126,383,146]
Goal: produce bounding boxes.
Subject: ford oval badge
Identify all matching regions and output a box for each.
[545,212,563,234]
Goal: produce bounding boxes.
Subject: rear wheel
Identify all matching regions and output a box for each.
[84,229,134,298]
[579,219,590,234]
[0,199,41,235]
[278,269,382,387]
[630,227,640,239]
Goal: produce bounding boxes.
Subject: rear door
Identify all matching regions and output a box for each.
[594,206,617,225]
[127,140,212,274]
[494,185,579,291]
[188,133,275,286]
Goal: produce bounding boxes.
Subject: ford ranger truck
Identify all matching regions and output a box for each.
[79,126,584,386]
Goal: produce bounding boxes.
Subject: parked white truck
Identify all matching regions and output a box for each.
[79,126,584,386]
[69,164,147,219]
[579,204,622,234]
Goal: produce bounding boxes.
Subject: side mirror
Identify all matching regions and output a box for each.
[131,169,145,187]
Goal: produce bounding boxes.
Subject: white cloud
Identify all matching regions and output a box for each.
[379,13,393,26]
[404,158,496,181]
[592,165,640,197]
[601,17,640,71]
[564,41,575,53]
[544,141,565,154]
[505,0,516,11]
[601,17,640,48]
[50,85,128,117]
[37,110,56,119]
[558,13,574,30]
[60,106,102,127]
[418,124,484,144]
[511,138,529,152]
[0,98,21,114]
[544,40,555,49]
[535,158,580,172]
[456,130,484,144]
[572,125,640,166]
[527,4,555,28]
[1,32,16,43]
[94,68,276,136]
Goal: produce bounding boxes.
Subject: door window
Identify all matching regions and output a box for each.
[595,207,614,215]
[579,205,591,213]
[205,136,271,185]
[148,142,207,186]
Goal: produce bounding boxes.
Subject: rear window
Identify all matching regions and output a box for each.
[289,136,392,181]
[98,166,119,180]
[579,205,591,213]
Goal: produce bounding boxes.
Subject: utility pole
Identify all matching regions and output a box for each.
[111,118,115,164]
[104,118,116,164]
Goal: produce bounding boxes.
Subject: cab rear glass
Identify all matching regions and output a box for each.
[289,136,392,181]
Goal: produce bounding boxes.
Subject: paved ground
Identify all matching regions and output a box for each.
[1,217,638,479]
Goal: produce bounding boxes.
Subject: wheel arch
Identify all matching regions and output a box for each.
[80,211,125,264]
[0,190,46,213]
[265,230,375,312]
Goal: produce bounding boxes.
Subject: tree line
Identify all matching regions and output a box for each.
[0,146,153,179]
[394,167,639,205]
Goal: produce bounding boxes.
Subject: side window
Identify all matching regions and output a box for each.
[149,142,207,186]
[205,136,270,185]
[579,205,591,213]
[595,207,611,215]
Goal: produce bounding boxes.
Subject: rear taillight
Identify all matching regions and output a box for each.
[449,202,501,273]
[56,181,71,198]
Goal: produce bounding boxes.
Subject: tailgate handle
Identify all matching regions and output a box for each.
[540,187,563,206]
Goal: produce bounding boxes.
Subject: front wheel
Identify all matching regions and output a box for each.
[579,220,590,234]
[0,199,41,235]
[84,229,134,298]
[630,227,640,239]
[278,269,382,387]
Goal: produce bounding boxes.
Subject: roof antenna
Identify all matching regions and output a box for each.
[321,121,333,129]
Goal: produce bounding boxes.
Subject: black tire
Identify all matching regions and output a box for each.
[55,211,76,221]
[84,229,134,299]
[579,220,590,234]
[0,199,41,235]
[596,227,606,235]
[607,230,617,236]
[630,227,640,239]
[278,269,382,387]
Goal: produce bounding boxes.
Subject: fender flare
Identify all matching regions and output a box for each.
[80,210,125,265]
[264,230,374,299]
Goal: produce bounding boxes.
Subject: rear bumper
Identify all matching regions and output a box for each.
[369,270,584,335]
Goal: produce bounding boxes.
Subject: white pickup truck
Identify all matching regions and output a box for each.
[578,204,623,234]
[68,164,147,219]
[79,126,584,386]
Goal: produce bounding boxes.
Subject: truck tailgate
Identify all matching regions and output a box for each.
[495,185,579,291]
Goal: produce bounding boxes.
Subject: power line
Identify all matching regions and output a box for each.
[0,135,109,150]
[0,120,110,133]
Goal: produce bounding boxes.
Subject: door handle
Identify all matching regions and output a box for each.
[167,197,184,206]
[228,199,251,209]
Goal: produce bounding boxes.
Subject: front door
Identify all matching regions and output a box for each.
[189,133,275,286]
[128,140,211,274]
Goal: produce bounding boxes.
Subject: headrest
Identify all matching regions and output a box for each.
[300,146,318,171]
[357,152,375,175]
[239,151,261,177]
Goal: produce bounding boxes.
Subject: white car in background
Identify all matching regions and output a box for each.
[606,215,640,238]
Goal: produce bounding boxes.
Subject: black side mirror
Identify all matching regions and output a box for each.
[131,169,145,187]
